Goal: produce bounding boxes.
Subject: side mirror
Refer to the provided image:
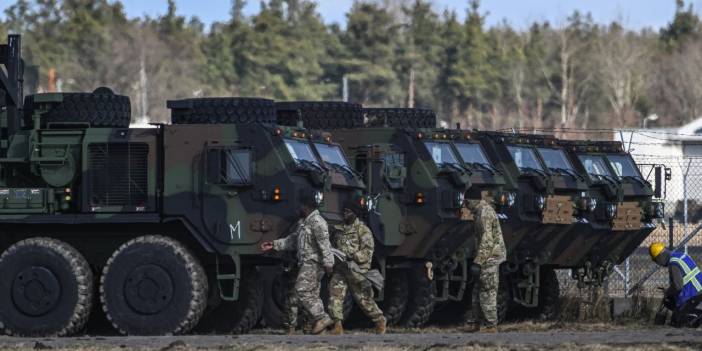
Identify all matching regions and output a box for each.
[654,166,662,198]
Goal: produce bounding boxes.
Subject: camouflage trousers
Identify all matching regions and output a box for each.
[471,263,500,326]
[289,262,329,324]
[283,267,301,330]
[328,266,384,323]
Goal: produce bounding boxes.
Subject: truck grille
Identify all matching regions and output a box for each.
[88,143,148,208]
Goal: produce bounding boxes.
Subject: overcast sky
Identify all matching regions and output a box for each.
[0,0,693,30]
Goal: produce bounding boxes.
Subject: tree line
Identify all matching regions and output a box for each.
[1,0,701,129]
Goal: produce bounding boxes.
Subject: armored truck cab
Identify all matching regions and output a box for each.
[560,140,659,285]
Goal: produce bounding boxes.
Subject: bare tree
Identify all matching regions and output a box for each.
[596,23,649,127]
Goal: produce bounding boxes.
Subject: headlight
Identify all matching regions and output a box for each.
[606,203,617,219]
[314,191,324,205]
[535,195,545,211]
[456,192,465,207]
[588,197,598,212]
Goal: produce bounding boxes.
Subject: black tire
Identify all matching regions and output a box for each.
[382,270,409,326]
[196,266,263,334]
[535,268,560,320]
[364,108,436,128]
[0,238,93,337]
[168,98,276,125]
[275,101,363,129]
[399,263,435,328]
[497,274,510,323]
[100,236,208,335]
[259,266,290,329]
[24,87,131,128]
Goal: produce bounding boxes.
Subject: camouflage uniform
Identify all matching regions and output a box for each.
[328,218,384,323]
[470,200,507,327]
[273,210,334,324]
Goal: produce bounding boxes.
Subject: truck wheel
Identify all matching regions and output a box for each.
[100,236,207,335]
[0,238,93,336]
[275,101,363,129]
[168,98,276,124]
[535,268,560,320]
[260,266,291,329]
[399,264,435,328]
[381,270,409,326]
[364,108,436,128]
[24,87,131,128]
[196,266,263,334]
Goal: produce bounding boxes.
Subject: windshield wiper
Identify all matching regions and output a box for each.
[298,159,325,173]
[520,166,546,177]
[329,162,358,177]
[622,175,648,186]
[469,162,496,174]
[549,167,578,178]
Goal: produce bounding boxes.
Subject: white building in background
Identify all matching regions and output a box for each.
[615,118,702,208]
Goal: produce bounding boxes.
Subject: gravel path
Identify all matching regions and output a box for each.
[0,328,700,350]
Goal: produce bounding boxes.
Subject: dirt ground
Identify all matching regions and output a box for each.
[0,323,700,351]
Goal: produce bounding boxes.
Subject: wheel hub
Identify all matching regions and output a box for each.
[124,264,174,315]
[12,266,61,316]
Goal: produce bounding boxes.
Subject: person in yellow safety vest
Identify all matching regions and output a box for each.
[650,242,702,325]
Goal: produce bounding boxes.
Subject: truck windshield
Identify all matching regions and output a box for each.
[537,147,574,171]
[507,146,544,172]
[314,143,350,167]
[284,139,321,166]
[607,154,642,178]
[455,143,492,166]
[578,155,613,178]
[423,141,461,167]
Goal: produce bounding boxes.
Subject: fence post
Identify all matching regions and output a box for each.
[669,217,674,249]
[683,159,692,254]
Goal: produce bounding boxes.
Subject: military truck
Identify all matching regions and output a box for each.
[558,140,661,285]
[282,106,511,327]
[0,35,365,336]
[473,131,595,318]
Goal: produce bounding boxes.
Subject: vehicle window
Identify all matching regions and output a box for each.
[577,155,612,177]
[607,154,642,178]
[507,146,544,171]
[423,141,461,166]
[208,148,252,185]
[537,147,574,171]
[314,143,350,167]
[455,143,492,166]
[284,139,320,165]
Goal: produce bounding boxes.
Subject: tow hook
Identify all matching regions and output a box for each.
[425,261,434,281]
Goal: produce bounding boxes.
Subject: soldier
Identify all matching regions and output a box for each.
[261,193,335,335]
[328,201,386,335]
[465,198,506,333]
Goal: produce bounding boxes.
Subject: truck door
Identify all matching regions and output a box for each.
[201,144,263,245]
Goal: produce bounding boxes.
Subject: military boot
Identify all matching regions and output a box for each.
[375,316,387,334]
[461,322,480,333]
[311,316,333,335]
[481,325,498,333]
[329,321,343,335]
[286,327,296,336]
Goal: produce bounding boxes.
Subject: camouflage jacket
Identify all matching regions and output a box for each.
[333,218,374,272]
[273,209,334,268]
[474,200,507,266]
